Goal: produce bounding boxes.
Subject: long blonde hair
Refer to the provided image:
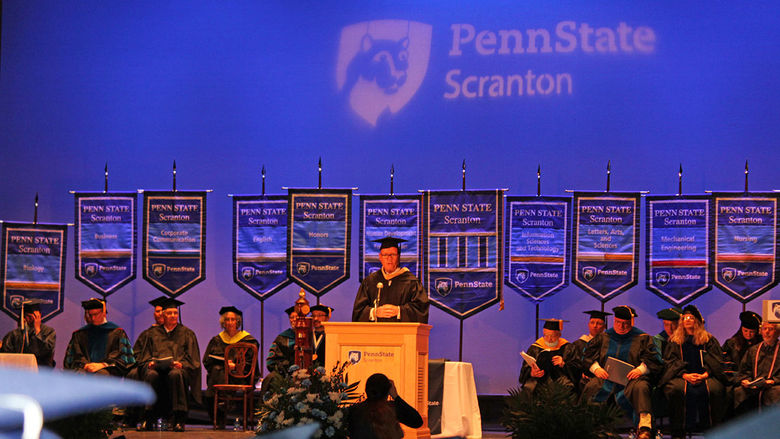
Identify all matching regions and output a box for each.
[669,315,711,346]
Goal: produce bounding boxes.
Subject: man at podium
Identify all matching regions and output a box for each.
[352,237,429,323]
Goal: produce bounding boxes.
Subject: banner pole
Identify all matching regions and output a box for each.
[260,300,265,378]
[390,164,394,196]
[606,160,611,192]
[459,319,464,361]
[537,164,541,197]
[678,164,682,196]
[262,165,266,196]
[744,160,749,192]
[318,157,322,190]
[172,160,177,192]
[535,303,540,339]
[461,160,466,191]
[33,193,38,224]
[104,162,108,193]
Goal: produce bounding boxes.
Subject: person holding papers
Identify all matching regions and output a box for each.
[63,298,134,376]
[733,321,780,414]
[660,305,727,439]
[581,305,662,439]
[203,306,259,428]
[519,319,578,394]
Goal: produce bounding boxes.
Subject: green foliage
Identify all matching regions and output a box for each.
[502,381,623,439]
[45,409,114,439]
[257,361,360,438]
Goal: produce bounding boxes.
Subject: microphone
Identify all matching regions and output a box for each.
[373,282,383,321]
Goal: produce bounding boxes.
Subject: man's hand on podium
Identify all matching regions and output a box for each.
[376,305,400,319]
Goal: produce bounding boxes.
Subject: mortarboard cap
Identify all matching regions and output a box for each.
[583,310,611,321]
[540,318,566,331]
[159,298,184,310]
[219,306,242,316]
[682,304,704,323]
[310,304,333,316]
[373,236,407,252]
[739,311,762,330]
[149,296,171,307]
[22,303,41,313]
[81,298,106,311]
[656,307,683,321]
[613,305,637,320]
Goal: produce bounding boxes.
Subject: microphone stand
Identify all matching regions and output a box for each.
[373,283,383,321]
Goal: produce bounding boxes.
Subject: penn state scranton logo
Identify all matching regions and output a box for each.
[84,263,98,278]
[297,262,311,276]
[348,350,362,364]
[241,267,254,281]
[516,269,529,284]
[336,20,432,126]
[434,277,453,297]
[722,267,736,283]
[582,266,597,281]
[656,271,670,287]
[152,263,166,278]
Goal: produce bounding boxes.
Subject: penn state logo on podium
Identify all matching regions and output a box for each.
[722,267,736,283]
[434,277,453,297]
[348,350,362,364]
[336,20,432,126]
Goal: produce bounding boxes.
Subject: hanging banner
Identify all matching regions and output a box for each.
[142,191,207,296]
[287,189,352,296]
[572,192,640,302]
[73,192,137,296]
[1,222,67,322]
[359,195,421,282]
[233,195,290,300]
[423,190,504,319]
[713,193,779,303]
[504,196,571,302]
[646,196,712,306]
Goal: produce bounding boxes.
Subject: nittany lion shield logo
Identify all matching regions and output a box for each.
[582,266,597,281]
[434,277,453,297]
[241,267,255,281]
[348,350,362,364]
[336,20,432,126]
[516,269,530,284]
[152,263,166,278]
[84,263,98,278]
[297,262,311,276]
[722,267,736,283]
[656,271,670,287]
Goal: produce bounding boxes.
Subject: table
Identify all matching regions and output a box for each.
[429,361,482,439]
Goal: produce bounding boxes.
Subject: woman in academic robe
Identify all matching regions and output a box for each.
[202,306,260,427]
[661,305,727,439]
[722,311,762,382]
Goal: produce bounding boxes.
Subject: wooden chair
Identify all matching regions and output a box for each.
[212,342,258,430]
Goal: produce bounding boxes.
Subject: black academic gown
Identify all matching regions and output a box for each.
[136,324,202,413]
[518,338,578,394]
[352,268,429,323]
[661,335,727,433]
[63,322,134,376]
[734,340,780,411]
[202,331,260,398]
[1,324,56,367]
[722,332,760,384]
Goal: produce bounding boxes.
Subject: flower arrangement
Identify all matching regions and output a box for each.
[257,361,360,438]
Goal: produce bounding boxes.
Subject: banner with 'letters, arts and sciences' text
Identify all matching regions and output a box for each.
[572,192,640,302]
[287,189,352,296]
[713,193,778,303]
[233,195,290,300]
[646,195,711,306]
[505,196,571,303]
[423,190,504,319]
[359,195,421,282]
[142,191,207,297]
[1,222,67,322]
[74,192,137,296]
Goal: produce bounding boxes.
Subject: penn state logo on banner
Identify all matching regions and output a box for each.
[423,190,504,318]
[73,193,136,296]
[359,195,421,281]
[505,196,571,302]
[142,191,207,296]
[572,192,640,302]
[287,189,352,296]
[1,223,67,322]
[712,193,779,303]
[646,196,712,305]
[233,195,290,300]
[336,20,432,126]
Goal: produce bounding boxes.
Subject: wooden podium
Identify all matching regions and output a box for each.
[323,322,432,439]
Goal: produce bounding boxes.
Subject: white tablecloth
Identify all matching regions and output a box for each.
[433,361,482,439]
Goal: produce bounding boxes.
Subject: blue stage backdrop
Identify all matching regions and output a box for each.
[0,1,778,394]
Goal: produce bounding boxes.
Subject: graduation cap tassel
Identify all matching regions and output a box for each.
[606,160,611,192]
[104,162,109,193]
[461,159,466,191]
[678,164,683,196]
[172,160,177,192]
[262,165,266,196]
[744,160,749,193]
[33,193,39,225]
[318,157,322,190]
[390,164,395,196]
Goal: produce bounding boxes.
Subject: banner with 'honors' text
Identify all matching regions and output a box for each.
[74,193,137,296]
[142,191,207,296]
[287,189,352,296]
[359,195,421,281]
[423,190,504,319]
[233,195,290,300]
[573,192,640,302]
[505,196,571,302]
[713,193,779,303]
[646,196,711,306]
[1,222,67,322]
